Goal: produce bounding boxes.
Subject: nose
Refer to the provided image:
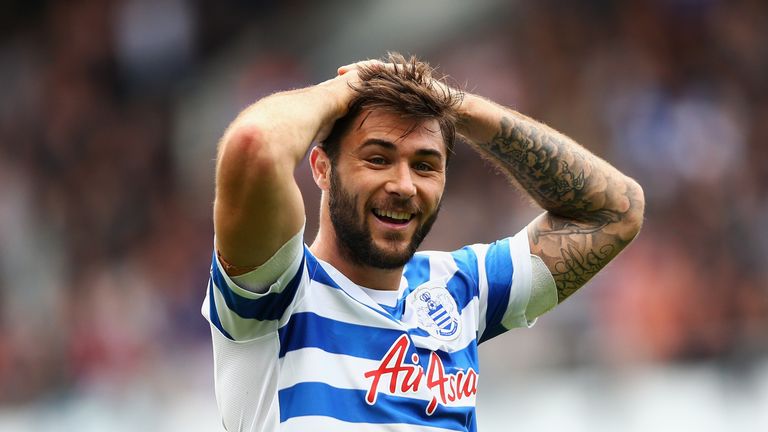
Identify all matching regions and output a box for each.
[384,162,417,198]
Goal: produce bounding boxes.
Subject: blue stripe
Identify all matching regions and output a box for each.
[445,246,480,311]
[207,279,234,340]
[277,311,475,373]
[210,250,305,321]
[278,382,475,430]
[407,327,430,338]
[379,303,399,316]
[480,238,514,343]
[278,312,405,359]
[386,254,431,321]
[403,253,431,292]
[305,247,341,289]
[432,309,448,321]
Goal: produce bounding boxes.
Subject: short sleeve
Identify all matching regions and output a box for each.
[476,227,533,343]
[201,229,307,342]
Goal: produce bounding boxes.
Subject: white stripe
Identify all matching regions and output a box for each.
[427,251,459,281]
[281,415,462,432]
[201,283,211,321]
[292,281,401,328]
[502,228,534,329]
[278,348,431,402]
[278,348,381,391]
[295,277,479,354]
[315,258,390,312]
[470,243,490,339]
[211,330,281,432]
[278,347,475,408]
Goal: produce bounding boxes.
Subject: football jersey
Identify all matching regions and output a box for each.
[202,228,534,432]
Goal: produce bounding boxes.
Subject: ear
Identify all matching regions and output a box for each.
[310,146,331,191]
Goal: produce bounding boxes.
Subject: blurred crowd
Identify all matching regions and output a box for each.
[1,0,767,406]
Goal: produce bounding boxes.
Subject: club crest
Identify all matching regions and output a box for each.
[414,286,461,341]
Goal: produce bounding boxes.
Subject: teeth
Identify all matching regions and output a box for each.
[374,209,412,220]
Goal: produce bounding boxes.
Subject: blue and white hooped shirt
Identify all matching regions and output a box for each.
[202,228,534,432]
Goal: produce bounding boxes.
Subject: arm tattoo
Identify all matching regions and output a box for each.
[478,116,642,302]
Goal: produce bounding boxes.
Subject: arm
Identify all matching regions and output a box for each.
[456,94,645,303]
[214,71,358,274]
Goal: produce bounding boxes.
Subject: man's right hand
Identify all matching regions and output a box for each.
[312,59,390,142]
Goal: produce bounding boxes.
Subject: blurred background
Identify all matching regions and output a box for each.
[1,0,767,430]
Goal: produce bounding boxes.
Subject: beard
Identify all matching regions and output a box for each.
[328,169,440,269]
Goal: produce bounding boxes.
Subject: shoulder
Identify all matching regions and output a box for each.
[411,240,513,278]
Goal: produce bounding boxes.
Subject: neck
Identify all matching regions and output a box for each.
[310,226,403,291]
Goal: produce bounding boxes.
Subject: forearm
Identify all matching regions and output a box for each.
[458,94,643,227]
[214,78,351,269]
[458,94,644,302]
[219,81,344,168]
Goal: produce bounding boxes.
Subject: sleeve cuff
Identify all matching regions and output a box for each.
[501,227,535,329]
[219,225,305,295]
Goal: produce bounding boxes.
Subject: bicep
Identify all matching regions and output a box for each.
[526,211,635,303]
[214,133,306,274]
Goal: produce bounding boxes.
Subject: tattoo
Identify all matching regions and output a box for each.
[529,215,631,301]
[479,116,641,302]
[553,244,614,298]
[484,117,598,215]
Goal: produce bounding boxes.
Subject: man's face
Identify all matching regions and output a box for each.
[327,110,447,269]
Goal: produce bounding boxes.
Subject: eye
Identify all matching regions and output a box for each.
[413,161,434,172]
[367,156,388,165]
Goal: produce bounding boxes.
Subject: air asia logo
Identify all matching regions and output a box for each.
[363,335,478,415]
[414,286,461,341]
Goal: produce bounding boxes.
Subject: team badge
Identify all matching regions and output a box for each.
[414,286,461,341]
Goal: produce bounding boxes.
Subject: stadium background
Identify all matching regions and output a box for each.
[1,0,767,430]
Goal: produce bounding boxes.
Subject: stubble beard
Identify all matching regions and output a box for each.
[328,169,440,270]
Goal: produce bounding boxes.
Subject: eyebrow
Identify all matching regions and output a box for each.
[359,138,444,161]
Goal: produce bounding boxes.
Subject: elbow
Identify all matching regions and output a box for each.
[622,178,645,240]
[215,124,291,203]
[218,124,282,178]
[222,124,271,162]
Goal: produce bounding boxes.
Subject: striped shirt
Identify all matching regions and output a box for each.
[202,228,534,431]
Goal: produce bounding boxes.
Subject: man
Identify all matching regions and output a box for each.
[203,53,644,431]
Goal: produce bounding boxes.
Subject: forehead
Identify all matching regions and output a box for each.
[342,109,446,156]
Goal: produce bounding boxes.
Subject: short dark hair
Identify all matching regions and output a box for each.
[320,52,463,165]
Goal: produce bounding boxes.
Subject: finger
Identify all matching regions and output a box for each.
[338,61,367,75]
[338,59,385,75]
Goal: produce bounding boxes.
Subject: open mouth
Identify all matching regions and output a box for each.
[372,208,414,225]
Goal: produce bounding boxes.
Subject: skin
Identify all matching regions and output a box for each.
[455,95,645,303]
[309,110,446,290]
[214,65,364,273]
[214,59,645,307]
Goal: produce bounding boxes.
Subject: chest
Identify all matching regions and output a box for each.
[277,279,481,413]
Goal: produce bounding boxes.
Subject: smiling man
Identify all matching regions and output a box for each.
[203,53,644,431]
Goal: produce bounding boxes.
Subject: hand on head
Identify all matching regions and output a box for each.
[337,59,387,76]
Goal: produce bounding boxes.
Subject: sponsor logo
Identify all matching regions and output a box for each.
[363,335,478,415]
[414,286,461,340]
